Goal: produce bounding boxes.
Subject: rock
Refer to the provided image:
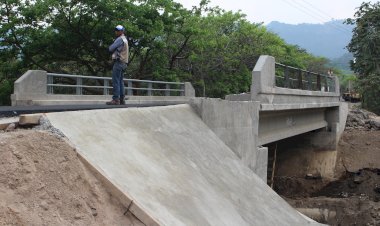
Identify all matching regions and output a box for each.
[37,184,46,191]
[340,192,349,198]
[354,175,363,184]
[345,109,380,131]
[5,123,16,132]
[12,150,23,160]
[305,173,322,180]
[58,156,69,164]
[91,207,98,217]
[374,186,380,194]
[40,201,49,211]
[0,117,19,130]
[18,114,42,126]
[33,116,52,130]
[369,119,380,130]
[74,214,82,220]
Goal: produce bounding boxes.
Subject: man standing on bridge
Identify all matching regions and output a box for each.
[107,25,129,105]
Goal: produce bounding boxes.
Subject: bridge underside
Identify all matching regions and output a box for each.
[258,108,328,146]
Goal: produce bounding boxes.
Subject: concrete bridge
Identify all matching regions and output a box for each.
[7,55,347,225]
[10,55,347,181]
[200,55,347,180]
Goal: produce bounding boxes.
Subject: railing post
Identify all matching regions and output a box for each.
[324,75,328,92]
[76,77,82,95]
[47,74,53,94]
[297,69,303,89]
[284,66,289,88]
[307,71,312,90]
[103,79,109,95]
[181,84,185,96]
[317,74,321,91]
[331,76,336,93]
[147,83,152,96]
[165,84,170,96]
[334,76,339,94]
[127,81,133,96]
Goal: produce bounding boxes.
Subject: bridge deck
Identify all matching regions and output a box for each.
[0,103,178,117]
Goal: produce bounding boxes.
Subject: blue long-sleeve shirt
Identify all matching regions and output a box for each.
[109,36,124,53]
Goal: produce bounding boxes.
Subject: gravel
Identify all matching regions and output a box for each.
[33,116,66,138]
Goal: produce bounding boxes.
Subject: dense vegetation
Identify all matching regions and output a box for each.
[1,0,338,105]
[346,2,380,114]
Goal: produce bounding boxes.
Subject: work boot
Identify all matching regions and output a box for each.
[120,96,129,105]
[106,99,120,105]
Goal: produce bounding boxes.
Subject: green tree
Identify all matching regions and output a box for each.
[1,0,339,104]
[346,2,380,114]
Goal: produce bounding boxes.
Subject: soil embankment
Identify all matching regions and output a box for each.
[0,130,143,226]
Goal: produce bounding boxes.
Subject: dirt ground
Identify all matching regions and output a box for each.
[274,115,380,225]
[0,108,378,226]
[0,129,143,226]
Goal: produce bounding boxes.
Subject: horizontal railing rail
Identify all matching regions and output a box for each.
[275,63,336,92]
[46,73,186,96]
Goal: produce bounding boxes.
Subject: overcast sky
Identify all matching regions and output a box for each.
[175,0,374,25]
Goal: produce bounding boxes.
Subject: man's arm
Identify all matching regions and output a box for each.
[108,37,123,52]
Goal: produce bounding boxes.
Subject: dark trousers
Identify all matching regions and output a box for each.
[112,61,127,100]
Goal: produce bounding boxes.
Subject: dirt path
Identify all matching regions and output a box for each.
[0,130,143,226]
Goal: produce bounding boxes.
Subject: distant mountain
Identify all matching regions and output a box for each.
[329,52,354,73]
[267,20,355,59]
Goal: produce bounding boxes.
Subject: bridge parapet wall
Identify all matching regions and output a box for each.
[226,55,341,111]
[11,70,195,106]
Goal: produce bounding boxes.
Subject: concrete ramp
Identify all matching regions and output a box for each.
[46,104,321,226]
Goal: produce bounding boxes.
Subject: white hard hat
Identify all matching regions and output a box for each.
[115,25,125,31]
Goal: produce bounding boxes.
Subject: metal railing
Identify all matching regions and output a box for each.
[46,73,186,96]
[275,63,336,92]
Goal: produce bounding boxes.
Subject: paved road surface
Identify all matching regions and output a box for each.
[0,103,177,117]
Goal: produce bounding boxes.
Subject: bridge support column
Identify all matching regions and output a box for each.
[274,132,340,180]
[190,98,267,181]
[273,103,348,179]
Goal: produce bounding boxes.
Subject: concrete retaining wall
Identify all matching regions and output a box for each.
[190,98,267,181]
[46,104,322,225]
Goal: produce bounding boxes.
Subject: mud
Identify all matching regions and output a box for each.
[274,128,380,226]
